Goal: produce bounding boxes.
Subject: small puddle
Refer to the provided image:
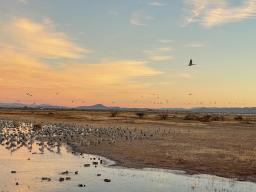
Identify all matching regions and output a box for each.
[0,120,256,192]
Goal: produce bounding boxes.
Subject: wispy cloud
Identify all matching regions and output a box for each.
[130,10,154,26]
[148,1,165,7]
[183,0,213,25]
[0,49,162,103]
[17,0,28,4]
[184,43,206,48]
[184,0,256,27]
[145,46,175,62]
[178,72,192,79]
[149,55,174,61]
[156,47,174,51]
[42,17,54,26]
[158,39,173,44]
[204,0,256,27]
[2,18,87,59]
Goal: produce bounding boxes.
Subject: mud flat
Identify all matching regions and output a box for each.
[1,108,256,182]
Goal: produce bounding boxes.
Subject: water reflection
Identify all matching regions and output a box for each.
[0,119,256,192]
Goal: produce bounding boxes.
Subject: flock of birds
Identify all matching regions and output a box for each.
[0,118,173,188]
[0,119,171,154]
[0,119,115,188]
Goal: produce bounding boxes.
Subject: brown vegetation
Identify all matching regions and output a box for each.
[110,110,118,117]
[136,112,145,119]
[184,114,225,122]
[159,112,169,120]
[234,115,243,121]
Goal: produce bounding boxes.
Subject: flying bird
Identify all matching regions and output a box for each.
[188,59,196,66]
[26,93,32,97]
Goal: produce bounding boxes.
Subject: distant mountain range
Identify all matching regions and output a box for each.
[1,102,256,113]
[76,104,109,110]
[0,103,65,109]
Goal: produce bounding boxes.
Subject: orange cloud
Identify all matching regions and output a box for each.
[145,47,175,62]
[0,18,162,106]
[2,18,87,59]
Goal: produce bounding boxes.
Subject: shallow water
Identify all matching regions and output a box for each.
[1,123,256,192]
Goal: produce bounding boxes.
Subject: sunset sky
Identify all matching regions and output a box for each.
[1,0,256,108]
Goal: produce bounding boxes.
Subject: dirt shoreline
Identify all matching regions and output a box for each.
[1,109,256,182]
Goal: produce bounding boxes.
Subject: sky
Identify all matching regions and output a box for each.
[0,0,256,108]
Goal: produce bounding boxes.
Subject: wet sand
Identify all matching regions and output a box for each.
[1,108,256,182]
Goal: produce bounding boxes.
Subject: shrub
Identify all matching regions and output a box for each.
[136,112,145,119]
[184,114,200,121]
[110,111,118,117]
[211,115,225,121]
[184,114,225,122]
[159,113,169,120]
[199,115,212,122]
[234,115,243,121]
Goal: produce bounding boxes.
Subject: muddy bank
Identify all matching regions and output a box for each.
[74,138,256,182]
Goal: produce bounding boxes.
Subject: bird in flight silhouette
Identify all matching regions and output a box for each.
[188,59,196,66]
